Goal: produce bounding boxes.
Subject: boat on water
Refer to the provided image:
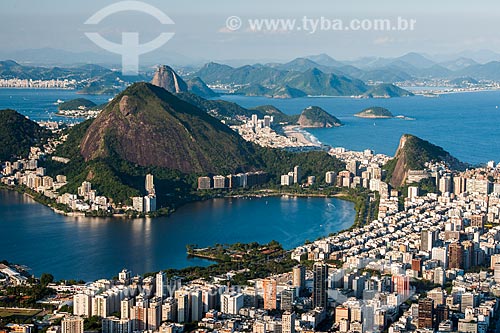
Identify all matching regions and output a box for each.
[395,115,416,121]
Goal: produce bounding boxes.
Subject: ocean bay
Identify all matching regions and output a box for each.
[221,91,500,165]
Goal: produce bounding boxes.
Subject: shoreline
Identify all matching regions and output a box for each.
[282,125,322,147]
[222,87,500,100]
[408,87,500,95]
[0,87,75,90]
[0,186,141,219]
[226,190,350,200]
[353,115,393,119]
[0,185,359,222]
[1,187,362,280]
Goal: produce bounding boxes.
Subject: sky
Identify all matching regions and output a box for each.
[1,0,500,65]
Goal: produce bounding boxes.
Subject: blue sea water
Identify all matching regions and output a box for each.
[220,91,500,165]
[0,88,112,122]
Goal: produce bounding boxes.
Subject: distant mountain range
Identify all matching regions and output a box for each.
[302,52,500,81]
[0,47,204,67]
[0,60,112,80]
[185,51,500,97]
[310,52,500,81]
[193,63,412,98]
[4,49,500,99]
[3,47,500,69]
[0,59,413,98]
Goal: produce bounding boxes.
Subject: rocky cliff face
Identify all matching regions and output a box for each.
[388,135,411,188]
[385,134,466,187]
[151,65,218,98]
[151,65,188,94]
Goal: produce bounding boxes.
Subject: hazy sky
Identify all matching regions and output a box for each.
[1,0,500,64]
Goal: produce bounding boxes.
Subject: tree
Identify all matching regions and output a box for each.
[84,316,102,331]
[40,273,54,286]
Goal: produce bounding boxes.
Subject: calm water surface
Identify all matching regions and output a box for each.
[0,190,354,281]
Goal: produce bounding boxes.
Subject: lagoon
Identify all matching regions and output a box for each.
[0,190,354,281]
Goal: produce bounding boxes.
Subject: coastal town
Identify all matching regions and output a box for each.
[0,125,157,216]
[5,2,500,333]
[0,108,327,217]
[231,114,321,150]
[0,78,77,89]
[3,25,500,333]
[4,123,500,333]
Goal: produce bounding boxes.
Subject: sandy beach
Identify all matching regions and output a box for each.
[282,125,321,147]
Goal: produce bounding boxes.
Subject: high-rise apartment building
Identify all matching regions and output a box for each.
[293,166,301,184]
[263,278,277,310]
[418,298,434,329]
[448,242,464,269]
[292,265,305,292]
[61,316,84,333]
[145,174,155,194]
[313,263,328,308]
[282,312,296,333]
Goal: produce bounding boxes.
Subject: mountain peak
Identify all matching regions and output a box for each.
[297,106,342,128]
[396,52,435,68]
[363,83,414,98]
[80,82,257,174]
[185,76,219,98]
[0,59,21,67]
[306,53,344,67]
[151,65,188,94]
[384,134,465,187]
[306,67,323,75]
[0,109,49,160]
